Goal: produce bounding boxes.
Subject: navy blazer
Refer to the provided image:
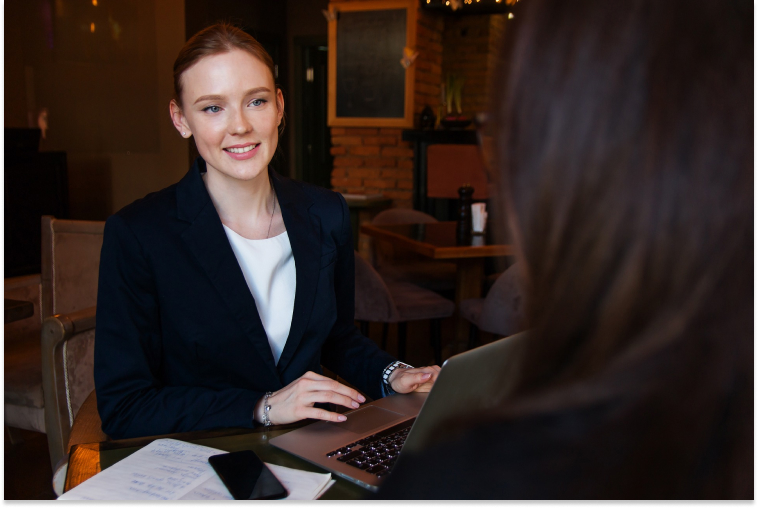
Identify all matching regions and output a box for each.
[94,158,396,439]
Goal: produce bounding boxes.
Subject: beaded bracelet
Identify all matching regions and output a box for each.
[262,391,273,427]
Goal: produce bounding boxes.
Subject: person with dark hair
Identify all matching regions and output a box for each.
[94,23,439,440]
[377,0,752,499]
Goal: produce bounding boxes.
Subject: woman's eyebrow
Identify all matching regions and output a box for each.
[193,87,271,105]
[243,86,271,96]
[193,94,224,105]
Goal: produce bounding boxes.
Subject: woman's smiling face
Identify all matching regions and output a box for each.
[171,49,284,184]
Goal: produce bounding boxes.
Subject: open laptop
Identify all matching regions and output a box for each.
[270,332,525,491]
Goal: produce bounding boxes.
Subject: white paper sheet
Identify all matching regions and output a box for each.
[58,439,223,500]
[58,438,334,501]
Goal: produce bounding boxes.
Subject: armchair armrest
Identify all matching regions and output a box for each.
[41,306,97,469]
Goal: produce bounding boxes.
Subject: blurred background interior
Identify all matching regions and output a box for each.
[5,0,523,499]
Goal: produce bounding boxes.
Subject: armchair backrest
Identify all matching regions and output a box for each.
[354,251,400,323]
[41,216,105,319]
[479,264,525,337]
[40,216,105,469]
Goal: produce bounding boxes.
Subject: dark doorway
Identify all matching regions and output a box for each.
[294,37,332,189]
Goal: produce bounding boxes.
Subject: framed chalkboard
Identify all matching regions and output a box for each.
[327,1,416,127]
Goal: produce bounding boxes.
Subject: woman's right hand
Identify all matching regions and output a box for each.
[256,371,366,425]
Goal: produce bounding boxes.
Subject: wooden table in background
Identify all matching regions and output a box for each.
[360,222,513,354]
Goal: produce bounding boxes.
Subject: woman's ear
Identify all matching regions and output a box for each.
[169,99,191,138]
[276,89,284,126]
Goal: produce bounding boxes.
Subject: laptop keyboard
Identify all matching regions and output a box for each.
[325,418,415,478]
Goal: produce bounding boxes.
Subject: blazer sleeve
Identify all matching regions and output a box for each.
[94,214,262,439]
[319,194,397,400]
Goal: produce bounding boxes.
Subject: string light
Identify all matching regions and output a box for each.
[90,22,95,32]
[92,0,97,5]
[422,0,514,13]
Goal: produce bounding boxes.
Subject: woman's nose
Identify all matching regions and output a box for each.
[230,110,252,135]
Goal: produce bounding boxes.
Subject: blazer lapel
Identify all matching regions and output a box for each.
[176,159,279,380]
[272,172,320,375]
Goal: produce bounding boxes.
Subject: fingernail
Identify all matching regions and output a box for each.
[352,401,360,408]
[358,395,366,403]
[338,415,347,421]
[422,373,431,379]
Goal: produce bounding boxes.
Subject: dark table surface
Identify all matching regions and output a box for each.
[361,221,512,259]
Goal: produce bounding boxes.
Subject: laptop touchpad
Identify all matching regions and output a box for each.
[334,406,405,434]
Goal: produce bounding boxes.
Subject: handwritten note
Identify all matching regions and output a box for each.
[59,439,222,500]
[58,438,334,501]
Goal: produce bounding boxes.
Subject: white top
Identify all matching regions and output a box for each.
[223,226,296,365]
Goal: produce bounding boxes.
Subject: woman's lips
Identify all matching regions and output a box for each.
[224,143,260,160]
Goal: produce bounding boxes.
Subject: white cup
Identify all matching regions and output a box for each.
[472,203,488,234]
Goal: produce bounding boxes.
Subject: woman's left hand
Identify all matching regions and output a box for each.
[389,365,441,394]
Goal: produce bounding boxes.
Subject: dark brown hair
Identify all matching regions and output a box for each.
[474,0,751,497]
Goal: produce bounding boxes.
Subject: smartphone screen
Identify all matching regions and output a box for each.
[208,450,288,500]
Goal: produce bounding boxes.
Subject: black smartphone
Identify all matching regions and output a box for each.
[208,450,288,500]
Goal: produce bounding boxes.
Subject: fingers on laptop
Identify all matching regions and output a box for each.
[269,371,366,424]
[390,366,441,393]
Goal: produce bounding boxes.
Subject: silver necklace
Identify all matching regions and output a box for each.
[266,191,277,239]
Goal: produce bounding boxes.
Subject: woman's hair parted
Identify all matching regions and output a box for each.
[172,22,286,145]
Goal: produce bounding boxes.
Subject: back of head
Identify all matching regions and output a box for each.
[486,0,752,497]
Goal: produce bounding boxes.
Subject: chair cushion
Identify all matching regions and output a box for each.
[4,403,45,433]
[4,332,46,432]
[5,337,44,409]
[459,297,485,325]
[385,280,455,321]
[477,266,524,336]
[5,275,45,433]
[354,253,399,322]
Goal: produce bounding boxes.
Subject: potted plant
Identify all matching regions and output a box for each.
[441,73,471,129]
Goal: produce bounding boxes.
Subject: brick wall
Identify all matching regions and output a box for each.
[330,127,415,207]
[441,14,506,119]
[487,14,507,108]
[330,5,444,209]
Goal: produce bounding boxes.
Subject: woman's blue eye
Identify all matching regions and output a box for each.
[203,105,221,113]
[250,99,266,107]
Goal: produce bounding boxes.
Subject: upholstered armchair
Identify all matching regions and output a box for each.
[459,263,525,348]
[39,216,104,480]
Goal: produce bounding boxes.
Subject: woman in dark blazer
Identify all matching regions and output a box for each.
[94,24,438,440]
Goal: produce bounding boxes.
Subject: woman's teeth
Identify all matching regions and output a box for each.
[226,144,257,154]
